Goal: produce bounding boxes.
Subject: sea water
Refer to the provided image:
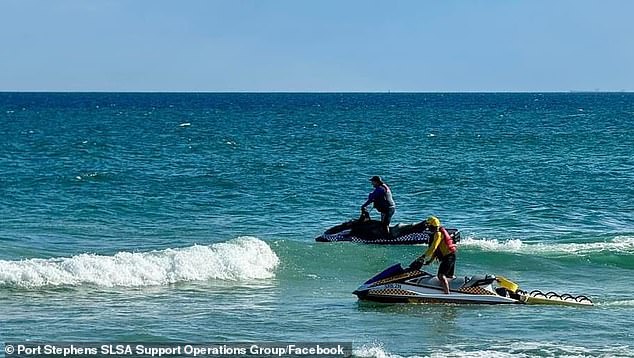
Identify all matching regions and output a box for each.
[1,93,633,357]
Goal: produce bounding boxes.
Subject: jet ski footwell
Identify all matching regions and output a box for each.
[354,264,593,306]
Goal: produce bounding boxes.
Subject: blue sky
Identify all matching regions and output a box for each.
[1,0,633,92]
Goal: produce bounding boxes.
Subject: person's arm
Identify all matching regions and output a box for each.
[361,188,380,208]
[409,231,442,270]
[423,231,442,262]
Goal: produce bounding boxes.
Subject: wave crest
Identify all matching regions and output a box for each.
[0,237,279,288]
[460,236,634,255]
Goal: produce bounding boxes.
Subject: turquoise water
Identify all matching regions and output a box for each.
[1,93,633,357]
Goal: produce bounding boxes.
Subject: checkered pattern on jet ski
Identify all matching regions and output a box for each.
[318,232,429,244]
[457,286,497,296]
[362,233,430,244]
[318,233,350,242]
[370,270,423,287]
[371,288,417,296]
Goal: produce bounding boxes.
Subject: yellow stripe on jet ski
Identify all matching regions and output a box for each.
[496,276,519,293]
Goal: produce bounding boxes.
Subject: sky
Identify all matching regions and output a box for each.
[1,0,633,92]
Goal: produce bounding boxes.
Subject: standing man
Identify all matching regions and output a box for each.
[408,216,457,294]
[361,176,396,238]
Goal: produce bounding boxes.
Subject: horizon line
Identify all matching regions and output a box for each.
[1,90,632,94]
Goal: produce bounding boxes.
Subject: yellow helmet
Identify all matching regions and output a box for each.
[426,216,441,227]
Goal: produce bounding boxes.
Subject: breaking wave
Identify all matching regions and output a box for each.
[0,237,278,288]
[460,236,634,256]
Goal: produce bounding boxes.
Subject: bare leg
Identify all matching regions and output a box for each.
[439,274,450,294]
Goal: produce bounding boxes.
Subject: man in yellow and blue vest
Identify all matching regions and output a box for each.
[409,216,457,294]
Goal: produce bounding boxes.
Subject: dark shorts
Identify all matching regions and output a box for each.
[438,253,456,278]
[380,207,395,226]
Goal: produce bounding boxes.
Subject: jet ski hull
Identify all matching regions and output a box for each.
[354,284,519,304]
[353,264,517,304]
[354,264,593,306]
[315,215,460,245]
[316,231,433,245]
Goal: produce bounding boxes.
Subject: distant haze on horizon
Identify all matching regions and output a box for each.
[1,0,633,92]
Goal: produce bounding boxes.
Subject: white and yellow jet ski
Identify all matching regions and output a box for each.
[353,264,593,306]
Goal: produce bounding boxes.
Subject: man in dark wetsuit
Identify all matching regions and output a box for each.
[361,176,396,238]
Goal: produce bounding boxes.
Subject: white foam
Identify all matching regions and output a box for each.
[353,343,521,358]
[460,236,634,255]
[352,342,633,358]
[353,344,413,358]
[460,237,525,252]
[598,299,634,307]
[0,237,278,288]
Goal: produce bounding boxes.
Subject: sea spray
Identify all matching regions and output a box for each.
[353,343,408,358]
[460,236,634,255]
[0,237,278,288]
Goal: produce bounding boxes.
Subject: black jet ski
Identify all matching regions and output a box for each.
[315,210,460,245]
[353,263,593,306]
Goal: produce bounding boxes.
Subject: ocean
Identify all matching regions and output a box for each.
[1,92,633,357]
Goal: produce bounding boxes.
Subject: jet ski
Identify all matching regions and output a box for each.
[353,263,593,306]
[315,210,460,245]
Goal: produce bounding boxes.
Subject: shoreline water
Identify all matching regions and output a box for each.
[1,93,632,357]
